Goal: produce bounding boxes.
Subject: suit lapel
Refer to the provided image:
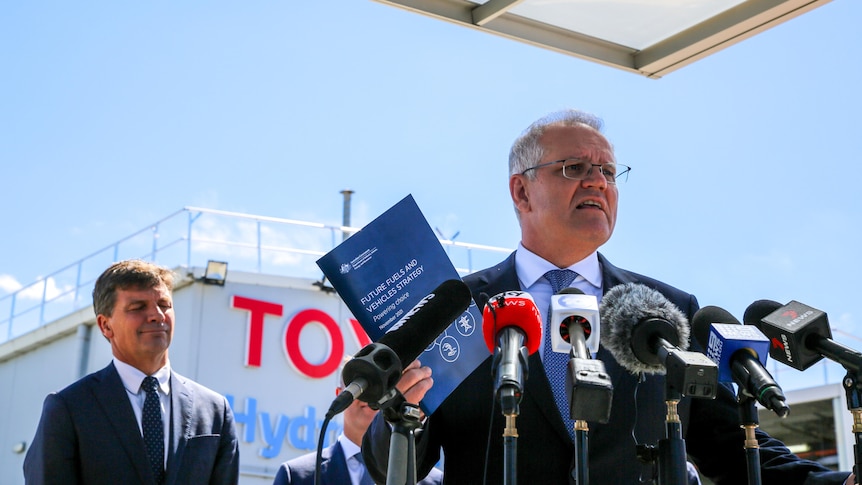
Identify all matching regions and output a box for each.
[164,371,193,485]
[322,442,352,485]
[597,252,635,289]
[93,363,155,484]
[596,254,642,393]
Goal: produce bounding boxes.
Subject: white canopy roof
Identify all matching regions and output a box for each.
[374,0,832,78]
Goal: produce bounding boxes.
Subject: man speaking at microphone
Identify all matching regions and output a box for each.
[363,109,854,485]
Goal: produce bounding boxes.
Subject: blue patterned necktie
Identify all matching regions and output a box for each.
[142,376,165,485]
[354,452,375,485]
[543,269,578,442]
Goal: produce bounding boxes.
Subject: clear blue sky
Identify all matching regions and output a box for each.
[2,0,860,389]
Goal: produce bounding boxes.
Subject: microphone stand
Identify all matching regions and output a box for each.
[633,390,688,485]
[493,330,530,485]
[378,391,422,485]
[656,388,688,485]
[806,332,862,483]
[737,392,762,485]
[643,339,717,485]
[565,352,613,485]
[626,318,718,485]
[841,369,862,484]
[500,387,520,485]
[573,418,589,485]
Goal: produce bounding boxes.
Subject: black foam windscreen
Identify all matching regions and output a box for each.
[600,282,689,375]
[377,278,473,366]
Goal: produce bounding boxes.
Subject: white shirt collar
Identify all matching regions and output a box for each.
[114,358,171,396]
[339,433,361,459]
[514,242,602,291]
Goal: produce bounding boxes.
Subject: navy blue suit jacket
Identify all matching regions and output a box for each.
[365,252,850,485]
[24,362,239,485]
[273,440,442,485]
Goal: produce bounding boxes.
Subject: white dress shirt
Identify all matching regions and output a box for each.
[114,358,171,467]
[338,433,367,485]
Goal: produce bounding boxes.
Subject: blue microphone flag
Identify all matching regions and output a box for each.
[705,323,769,383]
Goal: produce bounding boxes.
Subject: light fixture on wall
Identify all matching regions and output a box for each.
[203,260,228,286]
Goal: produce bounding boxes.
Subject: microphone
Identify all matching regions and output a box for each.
[482,290,543,412]
[600,283,717,398]
[550,287,600,356]
[691,305,789,417]
[745,299,862,373]
[550,287,612,423]
[326,279,473,418]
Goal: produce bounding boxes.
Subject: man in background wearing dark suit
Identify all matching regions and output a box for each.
[273,358,441,485]
[24,259,239,485]
[364,109,855,484]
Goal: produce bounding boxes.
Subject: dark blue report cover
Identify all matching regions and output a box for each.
[316,194,486,414]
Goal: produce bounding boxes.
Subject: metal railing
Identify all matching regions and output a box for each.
[0,206,512,343]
